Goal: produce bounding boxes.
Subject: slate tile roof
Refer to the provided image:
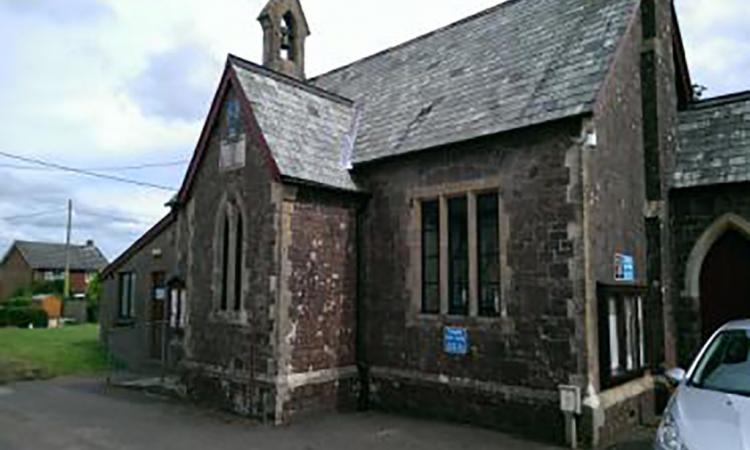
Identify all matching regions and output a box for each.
[675,91,750,188]
[231,58,361,192]
[10,241,108,271]
[312,0,639,164]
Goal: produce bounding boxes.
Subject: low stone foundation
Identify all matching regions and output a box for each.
[184,369,276,421]
[368,368,565,444]
[584,375,657,448]
[281,376,360,422]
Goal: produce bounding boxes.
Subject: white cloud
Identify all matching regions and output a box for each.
[676,0,750,96]
[0,0,747,259]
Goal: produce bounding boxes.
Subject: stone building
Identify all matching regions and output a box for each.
[99,0,748,446]
[670,91,750,366]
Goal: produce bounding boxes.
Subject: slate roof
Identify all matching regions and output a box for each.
[231,57,361,191]
[10,241,108,271]
[312,0,639,163]
[675,91,750,188]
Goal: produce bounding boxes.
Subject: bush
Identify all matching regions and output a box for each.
[5,297,32,309]
[0,306,48,328]
[28,308,49,328]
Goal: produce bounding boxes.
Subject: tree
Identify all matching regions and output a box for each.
[86,274,102,322]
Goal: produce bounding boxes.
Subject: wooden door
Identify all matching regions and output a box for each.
[699,229,750,340]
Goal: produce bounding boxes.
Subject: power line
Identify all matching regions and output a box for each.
[0,208,67,221]
[0,150,178,191]
[0,160,188,172]
[73,209,149,225]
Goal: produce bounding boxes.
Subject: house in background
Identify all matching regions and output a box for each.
[0,240,108,301]
[99,0,749,446]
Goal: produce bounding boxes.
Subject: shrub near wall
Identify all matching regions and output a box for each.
[0,297,48,328]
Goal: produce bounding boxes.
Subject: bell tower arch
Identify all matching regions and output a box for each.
[258,0,310,80]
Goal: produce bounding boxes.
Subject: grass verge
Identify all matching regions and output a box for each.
[0,324,108,384]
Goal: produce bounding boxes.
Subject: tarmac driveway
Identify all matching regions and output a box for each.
[0,377,563,450]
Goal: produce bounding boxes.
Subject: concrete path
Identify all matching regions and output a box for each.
[0,377,564,450]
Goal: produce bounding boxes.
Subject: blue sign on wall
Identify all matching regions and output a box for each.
[615,253,635,282]
[444,327,469,355]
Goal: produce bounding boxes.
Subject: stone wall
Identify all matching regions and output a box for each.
[587,1,647,391]
[643,0,682,368]
[180,85,280,419]
[670,183,750,365]
[354,118,585,444]
[277,187,361,421]
[100,218,176,371]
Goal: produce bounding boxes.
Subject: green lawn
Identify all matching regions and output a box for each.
[0,324,108,383]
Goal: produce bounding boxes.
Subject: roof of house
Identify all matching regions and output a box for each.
[231,57,361,191]
[674,91,750,188]
[101,213,175,279]
[7,241,108,271]
[311,0,639,164]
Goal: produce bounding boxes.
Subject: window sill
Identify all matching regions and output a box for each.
[114,318,136,328]
[601,368,649,390]
[411,314,515,332]
[209,310,249,325]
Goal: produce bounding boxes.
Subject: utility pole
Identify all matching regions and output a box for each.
[63,199,72,300]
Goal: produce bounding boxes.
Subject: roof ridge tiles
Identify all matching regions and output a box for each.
[308,0,526,83]
[228,54,355,106]
[687,90,750,111]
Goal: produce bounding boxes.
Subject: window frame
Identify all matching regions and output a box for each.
[412,182,506,322]
[597,283,650,389]
[214,196,246,319]
[420,199,440,315]
[220,214,230,311]
[448,196,469,316]
[169,282,187,332]
[118,272,136,321]
[476,192,500,317]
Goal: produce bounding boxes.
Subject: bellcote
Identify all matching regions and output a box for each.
[258,0,310,80]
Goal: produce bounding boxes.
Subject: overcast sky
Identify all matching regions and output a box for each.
[0,0,747,260]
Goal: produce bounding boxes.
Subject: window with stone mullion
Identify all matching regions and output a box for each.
[477,193,500,317]
[448,197,469,316]
[421,200,440,314]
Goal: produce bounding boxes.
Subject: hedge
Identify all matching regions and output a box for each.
[0,306,48,328]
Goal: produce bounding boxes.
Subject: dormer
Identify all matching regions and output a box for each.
[258,0,310,80]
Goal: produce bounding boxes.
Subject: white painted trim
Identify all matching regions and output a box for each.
[370,366,557,401]
[284,366,359,389]
[586,374,654,410]
[183,361,358,391]
[684,213,750,301]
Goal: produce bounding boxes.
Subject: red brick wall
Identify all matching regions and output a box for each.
[287,189,358,373]
[283,188,360,418]
[0,248,33,300]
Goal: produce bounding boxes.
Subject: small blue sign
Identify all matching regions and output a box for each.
[615,253,635,282]
[444,327,469,355]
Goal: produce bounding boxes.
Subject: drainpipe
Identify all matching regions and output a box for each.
[356,202,369,410]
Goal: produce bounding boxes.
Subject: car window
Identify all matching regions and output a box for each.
[691,330,750,397]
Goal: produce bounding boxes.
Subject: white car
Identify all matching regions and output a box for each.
[656,320,750,450]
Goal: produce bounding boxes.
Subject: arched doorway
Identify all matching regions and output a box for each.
[699,229,750,339]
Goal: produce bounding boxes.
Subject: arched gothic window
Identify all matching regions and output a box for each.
[216,198,245,312]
